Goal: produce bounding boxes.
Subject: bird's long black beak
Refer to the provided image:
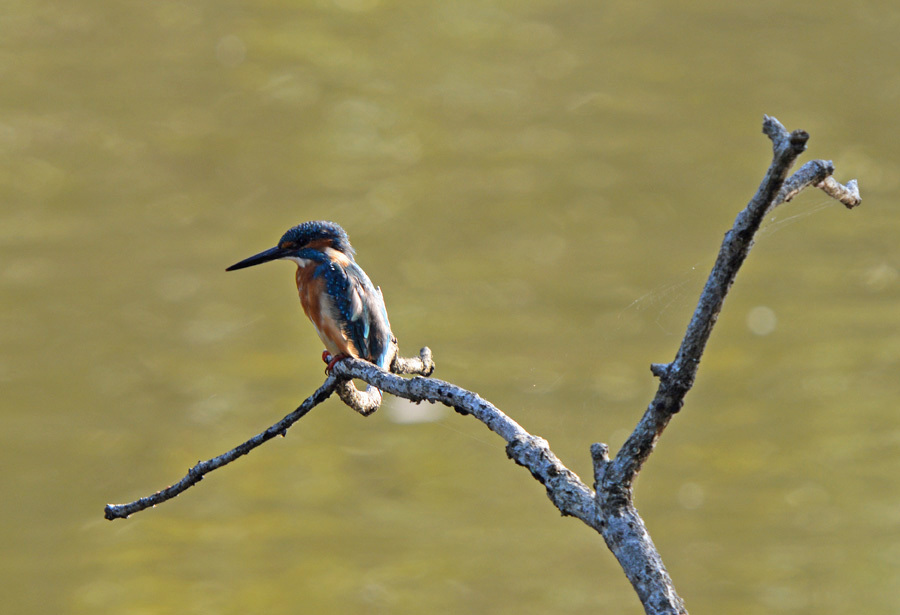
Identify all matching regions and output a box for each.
[226,246,287,271]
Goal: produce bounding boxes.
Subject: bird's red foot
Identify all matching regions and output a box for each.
[322,352,350,374]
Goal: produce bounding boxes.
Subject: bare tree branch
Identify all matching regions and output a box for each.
[104,347,437,520]
[607,116,808,493]
[104,379,337,520]
[327,116,859,614]
[775,160,861,209]
[104,116,860,615]
[329,358,599,523]
[776,159,834,206]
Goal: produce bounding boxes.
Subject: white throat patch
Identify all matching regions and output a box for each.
[285,256,312,268]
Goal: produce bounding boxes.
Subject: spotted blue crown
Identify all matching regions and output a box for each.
[278,221,355,257]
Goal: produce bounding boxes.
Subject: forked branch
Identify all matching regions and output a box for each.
[105,116,859,615]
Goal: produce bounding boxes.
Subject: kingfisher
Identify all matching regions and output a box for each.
[226,221,394,377]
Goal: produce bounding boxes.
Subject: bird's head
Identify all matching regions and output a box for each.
[226,220,355,271]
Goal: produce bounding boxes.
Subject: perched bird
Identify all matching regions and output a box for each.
[226,221,394,376]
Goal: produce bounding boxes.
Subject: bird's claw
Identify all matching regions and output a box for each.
[322,351,350,374]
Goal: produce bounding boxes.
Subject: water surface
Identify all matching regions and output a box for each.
[2,1,899,613]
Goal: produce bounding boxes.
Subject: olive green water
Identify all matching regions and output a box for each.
[3,1,899,613]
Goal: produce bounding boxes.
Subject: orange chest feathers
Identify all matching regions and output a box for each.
[294,263,357,357]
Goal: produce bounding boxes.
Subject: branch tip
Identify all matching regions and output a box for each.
[388,345,436,376]
[817,176,862,209]
[789,129,810,152]
[762,116,808,157]
[762,115,789,143]
[650,363,670,379]
[591,442,610,468]
[762,114,786,134]
[591,443,610,496]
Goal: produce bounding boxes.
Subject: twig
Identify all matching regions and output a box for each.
[775,160,861,209]
[606,116,808,492]
[104,379,338,520]
[818,176,861,209]
[105,346,438,520]
[775,159,834,206]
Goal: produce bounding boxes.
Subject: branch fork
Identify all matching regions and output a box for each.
[105,116,860,615]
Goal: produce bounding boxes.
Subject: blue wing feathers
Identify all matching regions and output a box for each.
[319,260,392,368]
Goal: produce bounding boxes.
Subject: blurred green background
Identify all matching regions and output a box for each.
[2,0,898,613]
